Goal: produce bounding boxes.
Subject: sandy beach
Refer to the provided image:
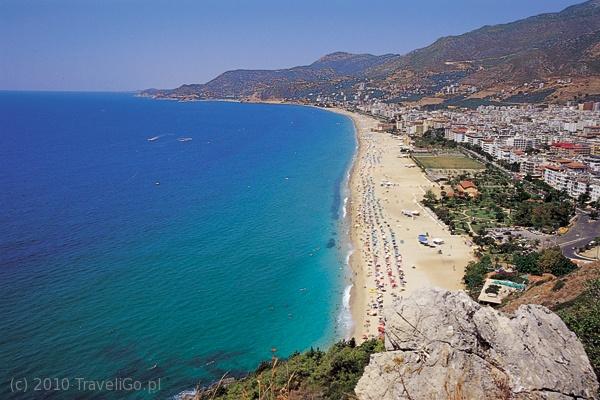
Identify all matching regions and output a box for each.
[331,108,475,343]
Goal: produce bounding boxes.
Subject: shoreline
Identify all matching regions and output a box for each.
[336,114,361,341]
[338,143,358,341]
[137,94,473,343]
[327,107,475,342]
[131,96,476,397]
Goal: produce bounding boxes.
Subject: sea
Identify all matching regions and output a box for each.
[0,92,356,399]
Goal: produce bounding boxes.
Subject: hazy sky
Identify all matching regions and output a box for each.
[0,0,584,91]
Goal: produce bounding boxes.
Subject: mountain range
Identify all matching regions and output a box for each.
[144,0,600,106]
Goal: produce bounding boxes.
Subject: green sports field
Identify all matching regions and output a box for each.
[414,155,484,169]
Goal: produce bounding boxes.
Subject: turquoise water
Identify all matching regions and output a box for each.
[0,92,355,399]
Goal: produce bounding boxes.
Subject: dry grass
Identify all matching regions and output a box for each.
[501,261,600,313]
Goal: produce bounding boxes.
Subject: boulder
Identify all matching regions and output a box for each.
[355,287,598,399]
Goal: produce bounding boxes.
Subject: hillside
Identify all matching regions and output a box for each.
[501,261,600,313]
[144,1,600,105]
[370,0,600,103]
[149,52,395,101]
[377,0,600,73]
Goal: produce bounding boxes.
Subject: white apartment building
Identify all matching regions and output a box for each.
[591,180,600,202]
[543,166,568,191]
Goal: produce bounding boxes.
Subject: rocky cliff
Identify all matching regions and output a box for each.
[355,288,599,400]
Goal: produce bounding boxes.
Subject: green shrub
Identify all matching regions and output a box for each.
[552,280,566,292]
[538,247,577,276]
[512,248,576,277]
[513,252,542,275]
[557,279,600,380]
[512,201,574,232]
[463,255,492,297]
[485,284,501,294]
[204,339,385,400]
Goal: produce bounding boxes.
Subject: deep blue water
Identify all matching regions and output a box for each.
[0,92,355,399]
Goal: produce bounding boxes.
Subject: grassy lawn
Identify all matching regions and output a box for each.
[465,208,495,220]
[414,155,484,169]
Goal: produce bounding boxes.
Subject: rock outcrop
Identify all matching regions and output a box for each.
[355,288,599,400]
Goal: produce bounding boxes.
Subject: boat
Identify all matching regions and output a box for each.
[177,137,192,142]
[147,136,160,142]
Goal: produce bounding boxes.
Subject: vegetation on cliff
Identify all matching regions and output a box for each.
[557,278,600,378]
[462,248,577,298]
[192,339,384,400]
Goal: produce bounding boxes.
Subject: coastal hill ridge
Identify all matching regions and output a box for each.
[144,0,600,106]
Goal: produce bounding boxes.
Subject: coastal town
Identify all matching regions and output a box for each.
[324,98,600,343]
[335,100,600,203]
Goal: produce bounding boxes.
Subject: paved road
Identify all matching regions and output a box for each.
[556,213,600,260]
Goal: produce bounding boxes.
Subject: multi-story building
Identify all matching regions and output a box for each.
[521,157,544,177]
[346,100,600,201]
[543,165,568,191]
[590,180,600,202]
[552,142,592,157]
[585,155,600,173]
[481,138,495,155]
